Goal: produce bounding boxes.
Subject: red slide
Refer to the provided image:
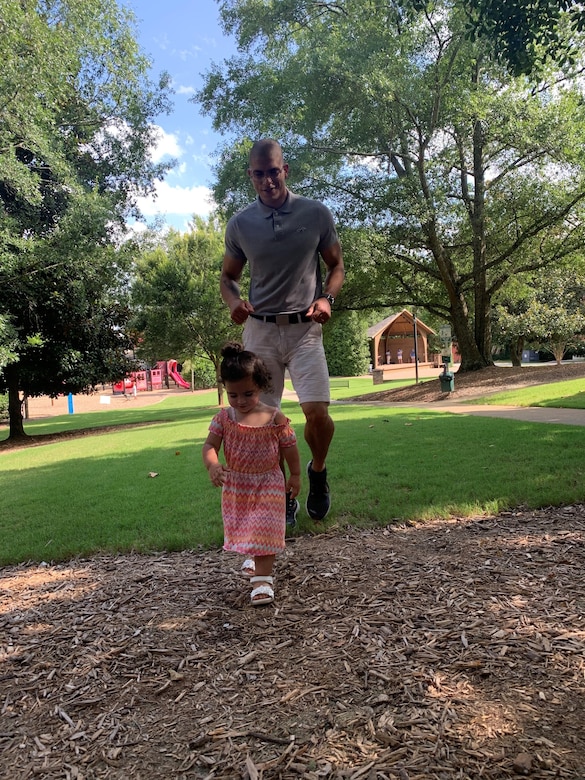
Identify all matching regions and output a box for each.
[167,359,190,389]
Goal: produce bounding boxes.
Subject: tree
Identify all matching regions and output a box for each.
[0,315,17,372]
[459,0,585,75]
[131,218,237,404]
[197,0,585,373]
[323,311,370,377]
[533,304,585,364]
[492,277,536,366]
[1,194,141,437]
[0,0,173,439]
[494,268,585,364]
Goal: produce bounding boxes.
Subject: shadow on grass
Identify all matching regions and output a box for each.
[3,398,585,564]
[0,395,219,446]
[534,390,585,409]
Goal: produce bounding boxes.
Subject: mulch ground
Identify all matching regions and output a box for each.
[2,365,585,778]
[350,362,585,404]
[2,506,585,779]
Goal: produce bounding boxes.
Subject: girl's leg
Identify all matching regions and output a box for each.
[253,554,274,578]
[251,554,275,604]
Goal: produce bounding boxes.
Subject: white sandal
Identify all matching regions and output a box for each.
[241,559,255,578]
[250,575,274,606]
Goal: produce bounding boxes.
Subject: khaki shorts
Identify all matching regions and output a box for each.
[243,317,330,407]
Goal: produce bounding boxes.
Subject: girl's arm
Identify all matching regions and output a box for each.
[202,433,228,487]
[274,411,301,496]
[282,443,301,498]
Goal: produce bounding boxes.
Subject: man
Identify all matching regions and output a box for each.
[220,139,345,524]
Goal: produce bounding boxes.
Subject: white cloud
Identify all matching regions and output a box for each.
[153,34,170,51]
[150,125,183,162]
[125,220,148,235]
[175,46,201,62]
[176,84,196,96]
[137,180,214,219]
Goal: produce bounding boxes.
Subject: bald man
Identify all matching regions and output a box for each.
[220,139,345,524]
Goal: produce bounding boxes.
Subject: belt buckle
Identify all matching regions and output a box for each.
[275,314,290,325]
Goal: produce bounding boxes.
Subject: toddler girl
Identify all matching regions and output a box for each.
[202,343,301,605]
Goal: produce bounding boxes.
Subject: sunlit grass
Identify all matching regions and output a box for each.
[466,377,585,408]
[2,378,585,565]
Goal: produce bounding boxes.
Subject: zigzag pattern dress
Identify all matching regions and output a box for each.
[209,407,297,556]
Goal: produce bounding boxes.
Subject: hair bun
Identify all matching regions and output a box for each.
[221,342,244,359]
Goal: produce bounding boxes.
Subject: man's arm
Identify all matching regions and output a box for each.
[306,241,345,322]
[220,253,254,324]
[321,241,345,299]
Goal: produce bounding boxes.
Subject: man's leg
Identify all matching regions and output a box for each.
[301,401,334,520]
[301,401,334,472]
[242,318,285,407]
[284,322,333,520]
[243,318,299,525]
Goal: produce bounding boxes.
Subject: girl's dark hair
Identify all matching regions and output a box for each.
[220,342,272,391]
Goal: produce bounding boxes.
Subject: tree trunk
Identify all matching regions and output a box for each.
[455,332,492,371]
[7,370,26,439]
[510,336,524,367]
[420,184,493,373]
[472,114,491,369]
[551,341,565,365]
[450,296,492,372]
[215,362,224,407]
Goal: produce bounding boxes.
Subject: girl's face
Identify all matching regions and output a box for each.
[225,376,261,415]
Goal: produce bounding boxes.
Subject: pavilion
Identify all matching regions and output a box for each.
[367,310,440,383]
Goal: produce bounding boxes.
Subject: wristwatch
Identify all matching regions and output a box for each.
[321,293,335,306]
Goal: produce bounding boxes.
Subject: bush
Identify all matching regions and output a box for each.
[186,357,217,389]
[323,311,370,376]
[0,393,7,422]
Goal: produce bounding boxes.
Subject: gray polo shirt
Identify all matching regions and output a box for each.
[224,191,339,315]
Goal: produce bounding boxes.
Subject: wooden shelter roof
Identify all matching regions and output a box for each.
[367,310,436,339]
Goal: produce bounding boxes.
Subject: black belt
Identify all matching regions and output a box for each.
[249,312,312,325]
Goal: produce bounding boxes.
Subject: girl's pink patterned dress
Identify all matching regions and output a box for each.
[208,407,297,556]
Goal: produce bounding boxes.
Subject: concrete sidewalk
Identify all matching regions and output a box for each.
[409,402,585,427]
[375,365,585,426]
[285,388,585,426]
[282,364,585,427]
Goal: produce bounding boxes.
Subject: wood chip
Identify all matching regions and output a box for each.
[2,506,585,777]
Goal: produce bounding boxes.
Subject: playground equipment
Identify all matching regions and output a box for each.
[112,360,189,394]
[112,376,136,395]
[167,359,190,389]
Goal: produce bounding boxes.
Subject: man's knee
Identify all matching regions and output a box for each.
[301,402,331,426]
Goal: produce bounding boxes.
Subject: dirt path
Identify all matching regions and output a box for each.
[355,362,585,404]
[21,386,198,419]
[2,506,585,779]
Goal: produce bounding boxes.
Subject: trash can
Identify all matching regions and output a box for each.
[439,371,454,392]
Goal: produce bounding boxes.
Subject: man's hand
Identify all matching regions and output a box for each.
[229,299,255,325]
[306,298,331,324]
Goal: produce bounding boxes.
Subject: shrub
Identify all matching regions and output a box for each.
[188,357,217,389]
[324,311,370,376]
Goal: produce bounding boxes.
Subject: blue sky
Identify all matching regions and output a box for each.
[127,0,238,231]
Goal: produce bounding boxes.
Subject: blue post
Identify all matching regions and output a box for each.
[68,393,74,414]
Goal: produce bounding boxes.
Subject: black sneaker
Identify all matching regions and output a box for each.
[306,460,330,521]
[286,491,300,527]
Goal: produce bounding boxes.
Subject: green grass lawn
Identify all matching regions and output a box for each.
[1,377,584,566]
[466,376,585,408]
